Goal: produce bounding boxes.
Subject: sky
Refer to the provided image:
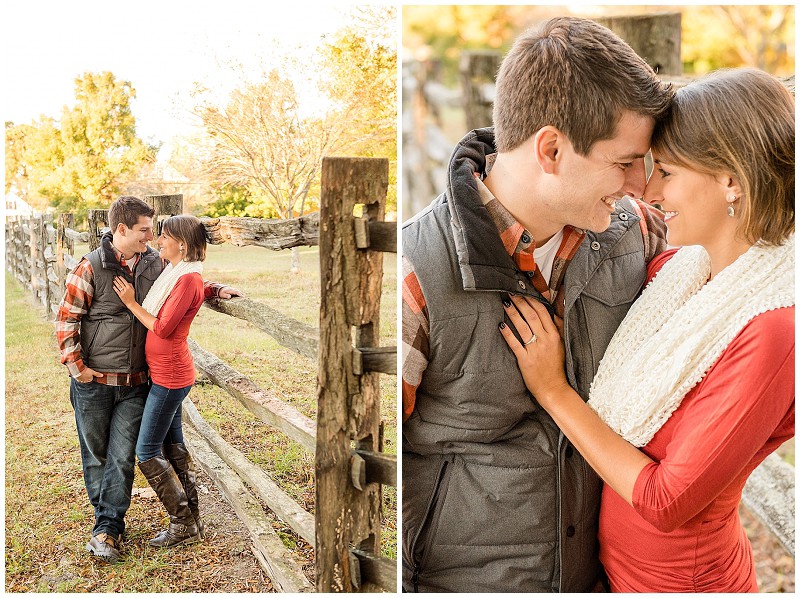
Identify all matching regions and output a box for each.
[2,1,365,149]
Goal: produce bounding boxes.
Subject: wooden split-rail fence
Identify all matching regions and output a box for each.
[5,156,397,592]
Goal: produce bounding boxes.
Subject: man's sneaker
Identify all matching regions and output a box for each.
[86,533,121,563]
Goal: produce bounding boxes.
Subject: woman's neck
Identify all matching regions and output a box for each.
[705,236,753,280]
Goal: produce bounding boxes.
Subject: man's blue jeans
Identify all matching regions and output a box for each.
[70,379,148,540]
[136,383,193,462]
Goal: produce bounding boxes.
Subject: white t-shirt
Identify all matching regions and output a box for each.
[533,228,564,285]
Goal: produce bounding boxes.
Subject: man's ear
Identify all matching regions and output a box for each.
[115,222,128,236]
[533,126,562,175]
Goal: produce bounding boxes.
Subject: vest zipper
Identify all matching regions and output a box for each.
[409,459,451,590]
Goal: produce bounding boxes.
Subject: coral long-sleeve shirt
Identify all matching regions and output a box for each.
[145,272,204,389]
[598,250,795,592]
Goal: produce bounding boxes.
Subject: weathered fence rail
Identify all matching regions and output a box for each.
[5,158,398,592]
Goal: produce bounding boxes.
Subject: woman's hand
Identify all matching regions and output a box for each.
[113,276,136,306]
[499,295,571,408]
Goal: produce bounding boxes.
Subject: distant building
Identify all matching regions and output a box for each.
[5,191,36,222]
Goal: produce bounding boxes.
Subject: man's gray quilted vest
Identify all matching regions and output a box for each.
[402,130,647,593]
[80,235,163,374]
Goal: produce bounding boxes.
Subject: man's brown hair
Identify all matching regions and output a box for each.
[162,215,207,262]
[109,196,155,231]
[493,17,674,154]
[652,68,794,246]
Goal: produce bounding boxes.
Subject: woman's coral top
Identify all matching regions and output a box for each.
[145,273,204,389]
[599,250,795,592]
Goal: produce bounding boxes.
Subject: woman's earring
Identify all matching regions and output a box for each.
[726,194,736,218]
[180,245,184,252]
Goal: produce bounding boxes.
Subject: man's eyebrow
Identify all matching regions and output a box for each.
[617,152,648,160]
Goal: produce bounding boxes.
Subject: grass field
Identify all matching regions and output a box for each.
[5,242,397,591]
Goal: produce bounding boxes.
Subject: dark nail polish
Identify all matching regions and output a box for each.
[499,322,506,329]
[502,299,511,307]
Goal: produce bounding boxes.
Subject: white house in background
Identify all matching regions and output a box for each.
[5,191,36,222]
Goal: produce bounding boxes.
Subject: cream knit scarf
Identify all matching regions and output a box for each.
[588,235,794,447]
[141,260,204,317]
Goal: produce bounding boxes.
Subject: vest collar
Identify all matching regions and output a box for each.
[447,128,535,296]
[98,231,159,275]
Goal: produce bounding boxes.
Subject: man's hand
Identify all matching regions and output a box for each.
[219,286,244,299]
[75,367,102,383]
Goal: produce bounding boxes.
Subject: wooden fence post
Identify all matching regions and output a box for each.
[40,214,54,318]
[594,13,682,75]
[316,157,389,592]
[29,215,48,308]
[87,210,109,252]
[460,50,501,131]
[57,213,74,291]
[144,195,184,238]
[16,219,28,284]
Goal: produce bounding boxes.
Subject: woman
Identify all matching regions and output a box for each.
[499,68,794,592]
[113,215,208,548]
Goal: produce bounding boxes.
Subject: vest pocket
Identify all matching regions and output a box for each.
[82,319,104,356]
[579,252,643,307]
[409,459,452,589]
[435,460,557,547]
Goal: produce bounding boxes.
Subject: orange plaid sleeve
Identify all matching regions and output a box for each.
[55,259,95,377]
[402,256,429,422]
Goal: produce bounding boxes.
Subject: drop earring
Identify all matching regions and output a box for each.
[726,194,736,218]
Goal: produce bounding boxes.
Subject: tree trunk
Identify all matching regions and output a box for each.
[594,13,682,76]
[290,247,301,274]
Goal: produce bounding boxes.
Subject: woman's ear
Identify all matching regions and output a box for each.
[718,174,742,203]
[533,126,562,175]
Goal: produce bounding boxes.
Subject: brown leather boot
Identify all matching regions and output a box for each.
[138,456,201,547]
[162,443,205,538]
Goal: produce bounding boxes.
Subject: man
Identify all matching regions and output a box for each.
[402,18,673,592]
[56,196,242,563]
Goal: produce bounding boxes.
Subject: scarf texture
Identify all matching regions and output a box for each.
[141,260,203,317]
[588,236,795,447]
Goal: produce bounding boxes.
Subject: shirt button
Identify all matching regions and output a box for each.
[565,445,574,458]
[566,525,576,537]
[518,280,526,291]
[590,241,601,251]
[527,271,535,277]
[619,212,629,221]
[521,233,531,244]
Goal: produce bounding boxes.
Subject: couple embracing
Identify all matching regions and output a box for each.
[402,17,794,593]
[57,196,243,563]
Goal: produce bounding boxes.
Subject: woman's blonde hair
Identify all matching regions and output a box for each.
[162,215,207,262]
[652,68,794,245]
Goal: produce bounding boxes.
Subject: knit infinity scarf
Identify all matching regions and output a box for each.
[588,236,794,447]
[141,259,204,317]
